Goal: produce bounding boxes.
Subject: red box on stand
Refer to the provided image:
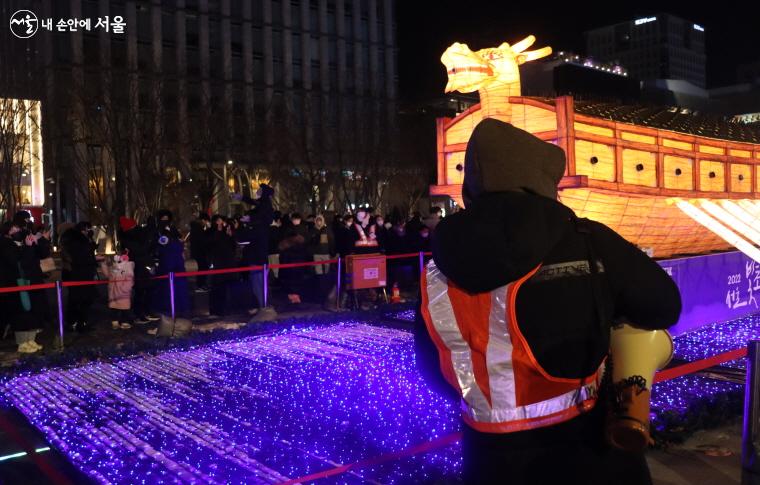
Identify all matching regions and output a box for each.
[346,254,387,290]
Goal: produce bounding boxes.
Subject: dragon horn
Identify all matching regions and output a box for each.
[511,35,536,54]
[518,46,553,64]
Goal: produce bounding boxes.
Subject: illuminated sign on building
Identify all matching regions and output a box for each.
[693,24,705,32]
[634,17,657,25]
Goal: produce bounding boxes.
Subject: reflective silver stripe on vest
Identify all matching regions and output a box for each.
[425,260,600,425]
[425,262,492,414]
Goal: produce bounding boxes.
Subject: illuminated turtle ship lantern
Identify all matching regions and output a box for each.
[434,36,760,258]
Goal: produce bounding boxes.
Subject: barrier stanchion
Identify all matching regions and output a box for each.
[263,264,269,308]
[55,281,65,351]
[169,272,176,323]
[336,257,342,311]
[743,340,760,481]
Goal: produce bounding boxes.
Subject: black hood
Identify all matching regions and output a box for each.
[463,119,566,205]
[432,191,576,293]
[259,183,274,199]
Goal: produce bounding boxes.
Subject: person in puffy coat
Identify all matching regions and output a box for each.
[60,221,99,332]
[153,227,190,316]
[101,252,135,329]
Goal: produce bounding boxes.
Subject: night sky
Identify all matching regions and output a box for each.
[397,2,759,103]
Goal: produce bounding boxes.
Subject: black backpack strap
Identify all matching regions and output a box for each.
[574,217,607,334]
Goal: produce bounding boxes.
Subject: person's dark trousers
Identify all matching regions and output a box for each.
[209,277,230,316]
[110,308,131,323]
[66,287,94,326]
[195,254,209,289]
[132,264,155,319]
[133,280,154,319]
[462,407,652,485]
[250,269,265,308]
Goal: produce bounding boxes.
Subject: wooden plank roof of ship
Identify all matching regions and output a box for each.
[534,97,760,144]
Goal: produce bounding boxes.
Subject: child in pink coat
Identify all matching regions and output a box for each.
[101,251,135,329]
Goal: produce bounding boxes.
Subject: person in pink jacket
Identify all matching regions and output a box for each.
[101,251,135,329]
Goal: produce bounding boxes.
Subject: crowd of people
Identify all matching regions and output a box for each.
[0,185,445,354]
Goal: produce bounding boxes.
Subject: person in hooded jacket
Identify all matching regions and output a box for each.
[233,184,275,316]
[119,217,160,324]
[334,214,355,258]
[415,119,682,485]
[278,212,310,304]
[208,215,237,316]
[189,212,212,291]
[308,214,335,276]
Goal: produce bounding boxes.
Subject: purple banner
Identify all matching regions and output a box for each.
[659,251,760,335]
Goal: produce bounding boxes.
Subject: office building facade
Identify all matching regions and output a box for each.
[585,13,706,88]
[2,0,397,221]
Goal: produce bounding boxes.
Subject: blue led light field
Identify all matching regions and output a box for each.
[0,312,752,483]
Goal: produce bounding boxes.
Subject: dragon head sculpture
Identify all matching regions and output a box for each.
[441,36,552,121]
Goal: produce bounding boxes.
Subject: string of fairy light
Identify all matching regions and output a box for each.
[1,322,461,483]
[0,314,753,482]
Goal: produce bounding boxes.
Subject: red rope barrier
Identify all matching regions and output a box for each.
[0,251,438,295]
[270,259,339,269]
[653,347,748,383]
[277,432,463,485]
[0,283,55,294]
[174,266,264,278]
[385,252,424,261]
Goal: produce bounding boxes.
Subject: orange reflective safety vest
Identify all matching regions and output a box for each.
[354,223,378,247]
[420,260,604,433]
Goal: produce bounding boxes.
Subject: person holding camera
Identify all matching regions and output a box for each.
[1,215,50,353]
[232,184,276,316]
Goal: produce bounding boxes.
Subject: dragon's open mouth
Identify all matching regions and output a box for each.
[441,37,552,94]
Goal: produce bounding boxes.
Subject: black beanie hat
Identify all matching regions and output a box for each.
[463,118,566,206]
[13,210,31,226]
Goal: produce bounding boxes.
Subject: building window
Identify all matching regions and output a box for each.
[292,33,302,60]
[293,64,302,87]
[272,0,282,24]
[253,57,264,83]
[273,29,283,58]
[292,3,301,29]
[252,26,263,55]
[231,23,242,53]
[274,60,283,84]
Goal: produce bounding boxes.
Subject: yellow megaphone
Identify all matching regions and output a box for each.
[606,324,673,452]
